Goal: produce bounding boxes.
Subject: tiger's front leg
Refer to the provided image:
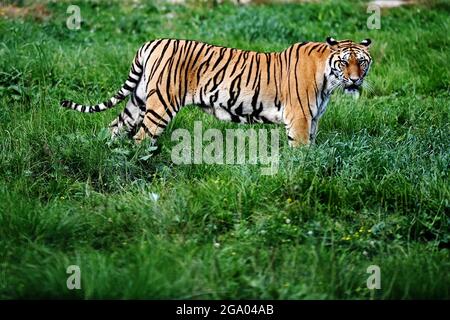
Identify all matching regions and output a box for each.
[309,117,319,144]
[283,101,312,147]
[285,117,312,147]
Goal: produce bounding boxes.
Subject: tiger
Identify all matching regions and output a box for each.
[60,37,373,147]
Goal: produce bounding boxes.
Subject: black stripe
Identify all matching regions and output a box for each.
[266,53,271,85]
[294,45,306,118]
[210,51,233,92]
[105,100,113,108]
[307,43,322,55]
[156,88,173,119]
[149,39,172,80]
[306,89,313,118]
[133,94,145,105]
[122,83,134,91]
[115,92,126,100]
[229,50,243,77]
[127,76,139,84]
[147,115,167,129]
[318,44,328,54]
[143,125,156,139]
[182,41,197,107]
[252,54,260,89]
[196,46,215,85]
[245,54,254,87]
[212,47,226,69]
[131,62,141,75]
[124,107,134,119]
[148,109,168,125]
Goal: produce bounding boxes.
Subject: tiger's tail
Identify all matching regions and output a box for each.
[60,46,145,113]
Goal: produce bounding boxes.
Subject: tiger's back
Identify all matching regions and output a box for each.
[142,39,284,125]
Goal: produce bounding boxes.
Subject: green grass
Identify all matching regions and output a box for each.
[0,0,449,299]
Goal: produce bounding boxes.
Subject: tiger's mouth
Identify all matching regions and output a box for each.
[344,84,360,94]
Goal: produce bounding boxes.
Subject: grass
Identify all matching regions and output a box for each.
[0,0,449,299]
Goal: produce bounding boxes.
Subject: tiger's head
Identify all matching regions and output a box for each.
[326,37,373,95]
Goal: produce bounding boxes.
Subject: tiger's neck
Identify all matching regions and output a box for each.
[277,42,336,121]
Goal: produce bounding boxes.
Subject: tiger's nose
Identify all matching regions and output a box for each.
[350,77,359,84]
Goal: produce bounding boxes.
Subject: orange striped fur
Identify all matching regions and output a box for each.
[61,37,372,146]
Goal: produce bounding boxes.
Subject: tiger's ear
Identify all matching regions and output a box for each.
[360,39,372,48]
[326,37,339,49]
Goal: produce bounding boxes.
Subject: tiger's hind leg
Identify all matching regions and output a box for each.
[109,95,144,138]
[133,92,177,144]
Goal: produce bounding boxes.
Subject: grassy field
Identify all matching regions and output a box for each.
[0,0,449,299]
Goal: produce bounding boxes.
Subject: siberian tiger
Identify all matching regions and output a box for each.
[60,37,372,146]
